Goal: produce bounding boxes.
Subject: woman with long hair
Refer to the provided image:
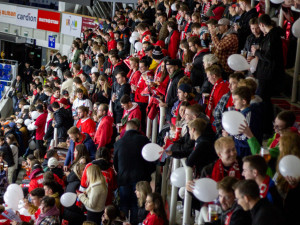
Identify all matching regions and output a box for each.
[63,163,86,225]
[92,75,112,104]
[78,164,108,225]
[276,132,300,196]
[143,193,168,225]
[136,181,152,224]
[5,134,19,183]
[69,144,91,170]
[101,205,126,225]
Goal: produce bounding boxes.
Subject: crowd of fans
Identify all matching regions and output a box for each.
[0,0,300,224]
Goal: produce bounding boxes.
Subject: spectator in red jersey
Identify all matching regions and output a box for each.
[49,87,60,105]
[94,104,114,149]
[204,65,229,127]
[127,57,142,100]
[22,160,45,194]
[142,193,169,225]
[76,106,96,138]
[165,21,180,59]
[104,33,117,51]
[137,23,151,43]
[28,104,48,156]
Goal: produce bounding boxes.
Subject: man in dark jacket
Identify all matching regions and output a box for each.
[253,14,285,134]
[186,118,217,177]
[235,0,258,50]
[159,59,184,122]
[243,18,264,52]
[242,155,283,210]
[52,102,73,142]
[64,127,96,170]
[112,71,131,123]
[234,180,285,225]
[113,120,155,224]
[0,136,15,183]
[212,176,252,225]
[187,36,210,89]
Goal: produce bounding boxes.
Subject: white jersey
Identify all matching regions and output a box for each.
[72,98,93,117]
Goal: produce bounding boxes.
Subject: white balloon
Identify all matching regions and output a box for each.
[132,31,140,38]
[135,42,143,52]
[142,143,164,162]
[29,140,36,150]
[193,178,218,202]
[171,3,177,11]
[279,155,300,178]
[270,0,284,4]
[7,184,24,200]
[227,54,250,71]
[60,192,77,207]
[292,18,300,38]
[24,119,32,126]
[4,192,19,211]
[179,187,185,199]
[222,111,245,135]
[171,167,186,188]
[129,36,137,44]
[249,57,258,73]
[31,111,40,120]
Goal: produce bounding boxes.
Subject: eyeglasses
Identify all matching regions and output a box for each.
[273,122,286,131]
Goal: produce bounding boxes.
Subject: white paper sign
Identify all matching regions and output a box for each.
[0,4,17,24]
[16,7,38,29]
[61,13,82,37]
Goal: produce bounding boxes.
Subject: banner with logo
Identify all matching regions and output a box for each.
[16,7,38,29]
[61,13,82,37]
[37,9,60,33]
[0,4,17,24]
[81,17,98,32]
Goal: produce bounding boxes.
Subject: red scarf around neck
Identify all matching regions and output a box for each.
[211,159,241,182]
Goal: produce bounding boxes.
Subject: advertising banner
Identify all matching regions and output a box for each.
[0,4,17,24]
[16,7,38,29]
[61,13,82,37]
[81,17,98,32]
[37,9,60,33]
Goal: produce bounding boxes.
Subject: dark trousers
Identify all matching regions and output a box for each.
[137,102,148,133]
[119,184,138,225]
[86,210,103,225]
[257,79,275,135]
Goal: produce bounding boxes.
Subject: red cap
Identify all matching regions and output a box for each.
[154,40,165,48]
[59,98,68,105]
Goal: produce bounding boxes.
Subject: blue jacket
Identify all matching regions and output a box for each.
[64,133,96,166]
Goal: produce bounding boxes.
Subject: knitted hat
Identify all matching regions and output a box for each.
[152,46,164,60]
[178,83,192,93]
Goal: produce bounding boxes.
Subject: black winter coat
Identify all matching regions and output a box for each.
[237,8,258,50]
[191,50,209,87]
[0,142,14,167]
[186,135,217,177]
[113,130,155,186]
[255,27,285,82]
[250,198,285,225]
[54,108,73,139]
[63,170,85,225]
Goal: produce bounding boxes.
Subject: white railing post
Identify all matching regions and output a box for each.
[159,106,166,132]
[292,38,300,102]
[53,128,58,147]
[169,158,180,225]
[265,0,270,15]
[152,115,158,143]
[251,0,255,8]
[181,159,193,225]
[279,8,284,28]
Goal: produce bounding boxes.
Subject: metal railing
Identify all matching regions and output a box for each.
[168,158,193,225]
